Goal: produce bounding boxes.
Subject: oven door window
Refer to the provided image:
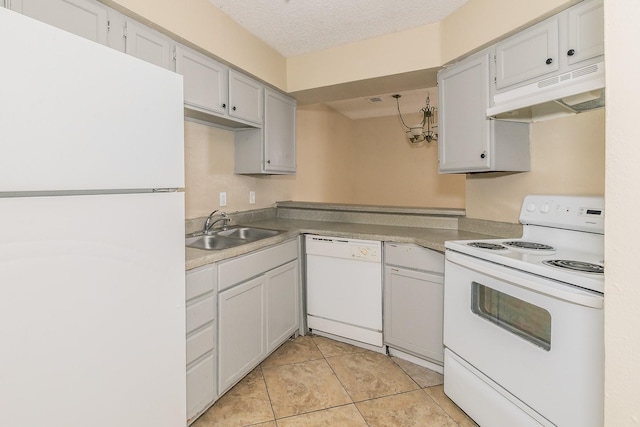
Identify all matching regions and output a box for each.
[471,282,551,351]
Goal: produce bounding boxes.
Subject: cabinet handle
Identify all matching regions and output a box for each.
[567,49,575,56]
[232,106,237,111]
[267,160,271,164]
[222,103,226,108]
[546,58,553,65]
[480,152,486,159]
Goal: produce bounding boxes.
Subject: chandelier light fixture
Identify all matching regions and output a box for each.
[392,92,438,145]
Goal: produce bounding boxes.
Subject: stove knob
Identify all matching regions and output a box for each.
[527,202,536,212]
[541,203,550,213]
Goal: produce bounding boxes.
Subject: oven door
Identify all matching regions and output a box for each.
[443,250,603,427]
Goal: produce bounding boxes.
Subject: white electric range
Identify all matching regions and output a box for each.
[443,195,604,427]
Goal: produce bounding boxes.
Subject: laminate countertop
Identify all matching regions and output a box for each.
[185,217,497,270]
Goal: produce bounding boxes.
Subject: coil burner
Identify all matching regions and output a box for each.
[466,242,507,250]
[503,241,555,251]
[542,259,604,274]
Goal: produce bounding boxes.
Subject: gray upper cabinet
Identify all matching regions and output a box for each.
[228,70,263,126]
[175,45,270,130]
[7,0,108,44]
[494,0,603,94]
[175,45,228,117]
[234,88,297,175]
[124,20,172,70]
[566,0,604,66]
[438,49,530,174]
[264,89,297,173]
[495,18,559,91]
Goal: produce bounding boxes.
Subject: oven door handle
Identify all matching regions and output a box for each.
[446,251,603,309]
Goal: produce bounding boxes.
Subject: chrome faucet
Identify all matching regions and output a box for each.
[203,210,231,233]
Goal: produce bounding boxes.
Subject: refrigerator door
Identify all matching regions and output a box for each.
[0,8,184,193]
[0,192,186,427]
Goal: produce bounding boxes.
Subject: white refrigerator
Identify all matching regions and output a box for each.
[0,9,187,427]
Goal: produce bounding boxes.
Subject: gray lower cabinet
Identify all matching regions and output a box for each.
[384,243,445,365]
[218,275,267,393]
[266,260,299,353]
[217,238,299,396]
[186,263,218,425]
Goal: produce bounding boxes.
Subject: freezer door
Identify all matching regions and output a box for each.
[0,9,184,192]
[0,193,186,427]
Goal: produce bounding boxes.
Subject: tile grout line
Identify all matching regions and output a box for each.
[258,363,278,426]
[310,335,375,426]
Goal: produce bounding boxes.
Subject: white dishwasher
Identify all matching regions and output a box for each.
[305,235,383,347]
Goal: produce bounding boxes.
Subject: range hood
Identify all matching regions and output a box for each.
[487,61,605,122]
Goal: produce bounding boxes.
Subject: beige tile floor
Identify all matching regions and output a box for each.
[193,335,478,427]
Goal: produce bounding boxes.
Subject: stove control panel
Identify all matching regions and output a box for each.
[519,195,604,233]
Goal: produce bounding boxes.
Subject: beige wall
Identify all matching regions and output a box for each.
[184,104,355,219]
[465,109,605,223]
[286,24,441,94]
[184,121,267,218]
[604,0,640,424]
[288,105,353,203]
[185,105,467,218]
[350,113,465,207]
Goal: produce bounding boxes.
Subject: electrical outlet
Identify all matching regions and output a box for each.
[219,191,227,207]
[249,191,256,204]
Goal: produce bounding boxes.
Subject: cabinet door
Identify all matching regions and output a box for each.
[384,267,444,363]
[218,276,266,394]
[125,19,172,69]
[495,17,559,90]
[8,0,107,44]
[175,45,228,115]
[228,69,263,125]
[264,89,296,173]
[567,0,604,66]
[106,8,126,53]
[438,52,491,173]
[266,260,299,353]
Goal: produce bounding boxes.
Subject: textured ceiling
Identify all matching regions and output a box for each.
[208,0,469,57]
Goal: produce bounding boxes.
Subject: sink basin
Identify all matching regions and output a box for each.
[217,227,281,240]
[185,234,243,251]
[186,226,284,250]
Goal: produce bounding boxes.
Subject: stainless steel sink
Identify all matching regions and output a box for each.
[216,227,281,240]
[185,226,284,251]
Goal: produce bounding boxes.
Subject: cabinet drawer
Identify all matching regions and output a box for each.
[186,264,216,301]
[186,324,215,365]
[218,239,297,291]
[186,353,216,422]
[186,295,215,333]
[385,242,444,274]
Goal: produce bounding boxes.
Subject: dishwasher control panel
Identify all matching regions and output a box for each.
[306,235,381,263]
[350,245,379,261]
